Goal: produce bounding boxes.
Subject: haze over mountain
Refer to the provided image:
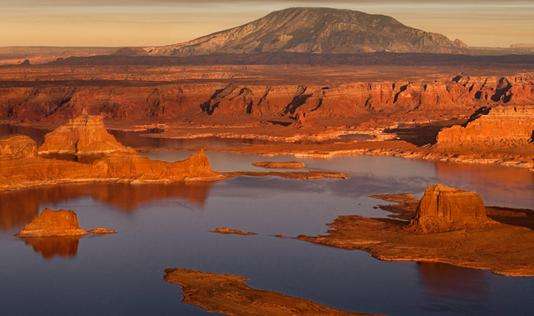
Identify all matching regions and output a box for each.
[146,7,468,56]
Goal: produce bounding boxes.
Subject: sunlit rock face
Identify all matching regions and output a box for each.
[38,114,134,160]
[409,184,493,233]
[435,105,534,153]
[17,208,87,237]
[147,7,468,55]
[0,135,37,160]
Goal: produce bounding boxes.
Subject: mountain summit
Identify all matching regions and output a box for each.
[146,7,468,55]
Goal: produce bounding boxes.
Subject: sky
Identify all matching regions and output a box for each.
[0,0,533,47]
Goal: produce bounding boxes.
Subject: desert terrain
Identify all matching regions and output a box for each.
[1,5,533,316]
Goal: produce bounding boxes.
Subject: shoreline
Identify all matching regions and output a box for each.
[2,121,533,171]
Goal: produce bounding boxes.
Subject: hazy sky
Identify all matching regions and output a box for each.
[0,0,533,47]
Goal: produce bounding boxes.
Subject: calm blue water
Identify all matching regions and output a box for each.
[0,151,533,315]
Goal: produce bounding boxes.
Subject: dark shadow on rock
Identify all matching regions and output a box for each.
[384,119,465,146]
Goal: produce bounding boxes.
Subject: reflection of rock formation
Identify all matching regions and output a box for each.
[434,162,534,208]
[0,182,213,231]
[0,191,40,231]
[38,114,134,160]
[87,182,214,212]
[409,184,493,233]
[416,262,488,300]
[22,236,80,260]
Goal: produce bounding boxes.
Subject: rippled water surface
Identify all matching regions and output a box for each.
[0,145,533,315]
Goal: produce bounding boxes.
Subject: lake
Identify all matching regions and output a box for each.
[0,146,533,315]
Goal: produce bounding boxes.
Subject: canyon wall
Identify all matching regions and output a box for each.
[1,74,533,128]
[435,105,534,153]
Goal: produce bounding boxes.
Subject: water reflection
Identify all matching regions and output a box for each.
[0,182,213,230]
[417,262,489,299]
[435,162,534,208]
[22,237,81,260]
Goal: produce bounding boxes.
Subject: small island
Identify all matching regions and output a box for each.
[252,161,306,169]
[164,268,366,315]
[299,184,534,276]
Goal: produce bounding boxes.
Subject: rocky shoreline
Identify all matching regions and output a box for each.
[298,185,534,277]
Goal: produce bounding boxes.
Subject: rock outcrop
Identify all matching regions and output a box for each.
[210,227,257,236]
[0,117,221,191]
[0,135,37,159]
[408,184,493,233]
[1,74,533,128]
[435,105,534,153]
[147,7,467,55]
[164,268,363,315]
[17,209,87,237]
[17,208,117,238]
[298,188,534,276]
[0,147,221,191]
[39,114,134,159]
[252,161,305,169]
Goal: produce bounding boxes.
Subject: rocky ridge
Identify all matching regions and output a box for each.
[435,105,534,153]
[0,115,222,192]
[1,74,533,128]
[164,268,364,315]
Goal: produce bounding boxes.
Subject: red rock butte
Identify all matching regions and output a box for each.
[409,184,494,233]
[17,209,87,237]
[0,115,221,192]
[38,114,135,159]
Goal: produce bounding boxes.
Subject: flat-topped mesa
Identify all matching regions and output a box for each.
[408,184,494,233]
[17,209,87,237]
[0,135,38,160]
[435,105,534,153]
[38,114,135,160]
[92,149,219,182]
[17,208,117,238]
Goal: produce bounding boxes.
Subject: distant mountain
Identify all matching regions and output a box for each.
[145,7,468,56]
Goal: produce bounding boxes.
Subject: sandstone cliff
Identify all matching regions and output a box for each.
[409,184,494,233]
[0,132,221,191]
[0,135,37,159]
[2,74,533,128]
[435,105,534,153]
[38,114,134,159]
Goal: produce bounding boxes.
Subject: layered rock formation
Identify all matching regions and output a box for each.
[147,7,467,55]
[2,74,532,128]
[17,209,87,237]
[435,105,534,153]
[39,114,134,159]
[0,142,220,191]
[298,186,534,276]
[0,135,37,159]
[0,118,222,191]
[408,184,493,233]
